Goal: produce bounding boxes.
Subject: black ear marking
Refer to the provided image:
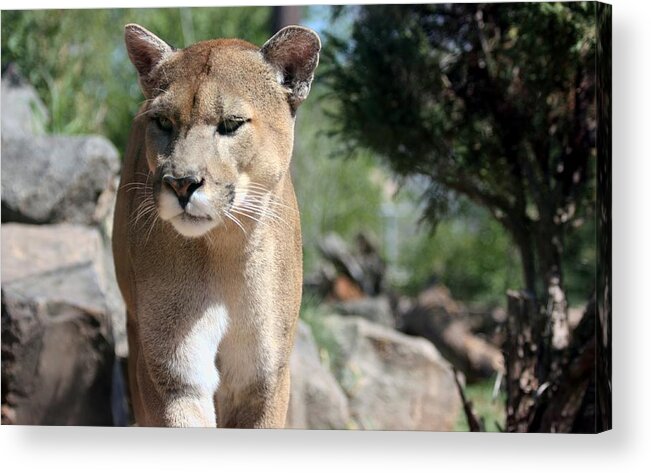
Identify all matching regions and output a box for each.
[124,23,173,98]
[261,26,321,111]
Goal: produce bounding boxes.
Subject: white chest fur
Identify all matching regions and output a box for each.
[169,304,229,395]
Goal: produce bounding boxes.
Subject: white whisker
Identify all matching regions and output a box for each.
[143,209,159,246]
[230,208,270,227]
[238,208,286,226]
[225,211,248,236]
[231,205,289,228]
[240,193,294,210]
[246,182,272,192]
[236,202,287,222]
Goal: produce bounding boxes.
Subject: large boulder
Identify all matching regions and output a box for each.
[322,315,461,431]
[1,65,48,138]
[286,321,350,429]
[1,135,120,225]
[1,223,125,425]
[332,295,395,328]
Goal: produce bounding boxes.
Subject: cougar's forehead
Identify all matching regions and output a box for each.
[150,39,286,122]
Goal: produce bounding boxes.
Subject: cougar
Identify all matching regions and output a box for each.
[112,23,320,427]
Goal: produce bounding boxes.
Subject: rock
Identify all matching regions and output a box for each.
[332,295,395,328]
[1,223,125,425]
[322,315,461,431]
[96,176,128,358]
[98,176,120,240]
[318,232,386,297]
[286,321,350,429]
[100,243,128,359]
[1,65,48,138]
[1,135,120,225]
[331,274,365,301]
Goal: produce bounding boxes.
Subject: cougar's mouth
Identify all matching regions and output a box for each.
[179,212,212,223]
[156,187,221,238]
[168,211,219,238]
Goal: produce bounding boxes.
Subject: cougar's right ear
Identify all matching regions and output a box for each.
[124,24,173,98]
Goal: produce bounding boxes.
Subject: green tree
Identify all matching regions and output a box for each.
[292,83,385,275]
[324,2,604,432]
[324,2,596,304]
[399,199,522,307]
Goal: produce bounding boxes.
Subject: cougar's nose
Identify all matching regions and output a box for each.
[163,175,204,208]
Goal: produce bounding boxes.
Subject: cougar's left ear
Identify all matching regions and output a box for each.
[261,26,321,111]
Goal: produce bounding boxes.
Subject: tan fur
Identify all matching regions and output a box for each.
[113,24,319,427]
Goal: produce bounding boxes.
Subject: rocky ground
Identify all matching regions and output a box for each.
[1,67,462,429]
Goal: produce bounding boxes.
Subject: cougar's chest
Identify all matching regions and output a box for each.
[172,302,229,394]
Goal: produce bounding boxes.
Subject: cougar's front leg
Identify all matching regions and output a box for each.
[215,364,292,429]
[134,300,228,427]
[214,311,296,429]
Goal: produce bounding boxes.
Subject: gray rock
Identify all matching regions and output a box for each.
[332,295,395,327]
[1,65,48,138]
[100,241,128,359]
[322,314,462,431]
[98,176,120,240]
[94,177,128,358]
[1,134,120,225]
[1,223,125,425]
[286,321,350,429]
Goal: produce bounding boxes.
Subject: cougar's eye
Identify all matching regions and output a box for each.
[156,116,174,131]
[217,117,248,136]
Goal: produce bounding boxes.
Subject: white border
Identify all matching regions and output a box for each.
[1,0,650,471]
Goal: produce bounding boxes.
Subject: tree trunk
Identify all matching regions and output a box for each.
[505,289,599,433]
[595,1,612,431]
[534,218,570,349]
[532,298,596,432]
[504,290,543,432]
[511,223,538,297]
[271,6,302,34]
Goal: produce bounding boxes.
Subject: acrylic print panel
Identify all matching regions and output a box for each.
[0,2,611,432]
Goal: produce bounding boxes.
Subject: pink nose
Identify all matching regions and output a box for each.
[163,175,203,207]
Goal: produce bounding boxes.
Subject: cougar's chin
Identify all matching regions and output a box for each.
[158,189,220,238]
[169,213,218,238]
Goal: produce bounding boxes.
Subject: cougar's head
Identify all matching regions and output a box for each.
[124,24,320,238]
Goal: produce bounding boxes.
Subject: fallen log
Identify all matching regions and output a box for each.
[398,284,504,382]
